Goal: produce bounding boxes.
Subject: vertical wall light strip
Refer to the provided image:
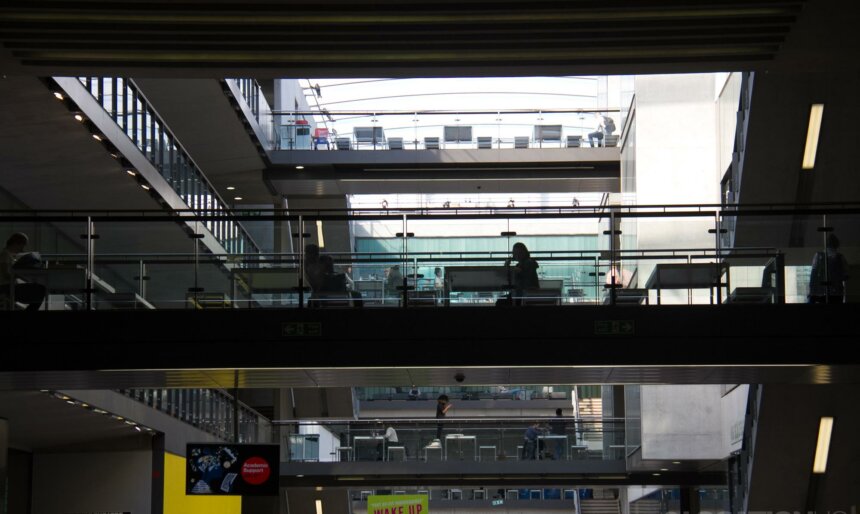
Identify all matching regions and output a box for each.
[315,499,324,514]
[316,220,325,249]
[802,104,824,170]
[812,416,834,473]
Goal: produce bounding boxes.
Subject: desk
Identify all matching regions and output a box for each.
[354,279,384,303]
[444,434,477,461]
[727,287,774,304]
[537,434,569,460]
[444,266,510,306]
[353,435,385,461]
[12,267,114,309]
[644,263,725,304]
[232,268,299,293]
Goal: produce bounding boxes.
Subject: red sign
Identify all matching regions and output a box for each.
[314,128,329,138]
[241,456,271,485]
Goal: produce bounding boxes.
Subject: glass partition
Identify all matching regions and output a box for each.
[276,417,624,463]
[2,203,857,311]
[268,109,621,151]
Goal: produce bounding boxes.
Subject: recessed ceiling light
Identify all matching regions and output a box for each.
[74,114,84,122]
[296,165,305,170]
[813,416,834,473]
[134,426,142,432]
[65,400,75,405]
[652,473,661,476]
[93,408,108,414]
[141,184,150,190]
[92,134,102,141]
[126,170,136,176]
[660,468,668,471]
[672,461,681,464]
[226,186,236,190]
[234,196,243,201]
[297,474,304,478]
[53,92,64,100]
[802,104,824,170]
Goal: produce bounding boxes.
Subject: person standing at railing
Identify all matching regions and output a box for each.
[808,233,849,304]
[0,232,46,311]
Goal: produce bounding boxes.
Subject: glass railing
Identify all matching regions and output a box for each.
[275,417,624,463]
[357,385,579,401]
[64,76,259,256]
[266,110,621,151]
[120,388,272,443]
[227,78,275,149]
[1,203,856,310]
[346,486,590,502]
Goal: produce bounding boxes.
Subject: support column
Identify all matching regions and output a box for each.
[679,487,700,514]
[1,418,7,514]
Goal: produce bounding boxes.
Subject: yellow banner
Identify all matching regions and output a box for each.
[368,494,429,514]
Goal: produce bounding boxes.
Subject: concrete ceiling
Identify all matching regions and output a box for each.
[0,391,151,452]
[0,0,813,79]
[132,78,274,205]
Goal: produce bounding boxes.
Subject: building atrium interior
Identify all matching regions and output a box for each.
[0,1,858,514]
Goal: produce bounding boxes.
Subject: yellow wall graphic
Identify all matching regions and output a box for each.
[164,452,242,514]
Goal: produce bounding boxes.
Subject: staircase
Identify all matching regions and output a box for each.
[578,397,603,443]
[630,499,662,514]
[581,498,621,514]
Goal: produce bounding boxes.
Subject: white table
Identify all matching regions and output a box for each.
[537,434,569,460]
[444,434,477,461]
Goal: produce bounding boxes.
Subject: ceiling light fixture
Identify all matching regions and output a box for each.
[802,104,824,170]
[92,134,102,141]
[296,165,305,170]
[315,500,323,514]
[74,114,84,122]
[226,186,236,190]
[141,184,150,191]
[53,92,64,100]
[234,196,243,201]
[126,170,136,176]
[812,416,834,473]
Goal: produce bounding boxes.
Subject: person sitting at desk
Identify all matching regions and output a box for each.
[0,232,46,311]
[376,426,400,460]
[385,265,403,300]
[522,422,545,460]
[505,242,539,304]
[313,255,363,307]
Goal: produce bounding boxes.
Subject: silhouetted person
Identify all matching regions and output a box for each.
[303,243,324,292]
[506,242,539,304]
[549,408,566,460]
[808,234,849,304]
[434,394,452,442]
[0,232,45,311]
[385,264,403,301]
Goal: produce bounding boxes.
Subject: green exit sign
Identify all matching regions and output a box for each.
[492,500,504,506]
[282,322,322,337]
[594,320,634,335]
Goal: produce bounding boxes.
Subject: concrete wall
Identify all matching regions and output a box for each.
[630,74,722,303]
[32,450,152,514]
[720,385,748,455]
[640,385,725,460]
